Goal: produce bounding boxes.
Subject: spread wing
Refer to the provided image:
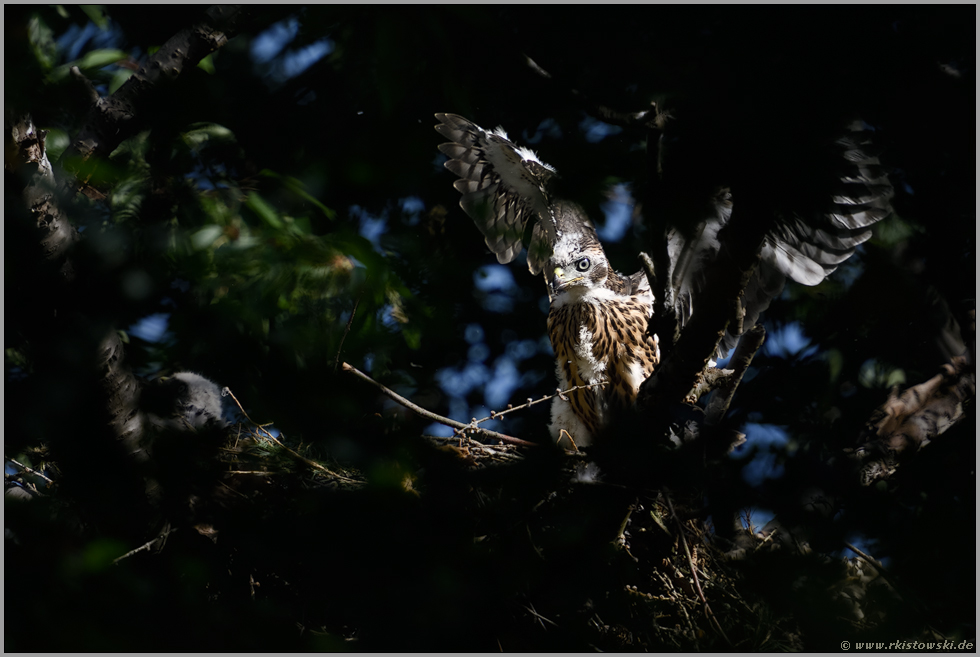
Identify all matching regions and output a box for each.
[435,113,559,275]
[666,121,894,356]
[435,113,892,360]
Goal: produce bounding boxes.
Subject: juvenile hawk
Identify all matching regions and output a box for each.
[435,113,891,446]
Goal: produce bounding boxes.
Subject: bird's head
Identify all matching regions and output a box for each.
[547,200,610,297]
[548,243,610,296]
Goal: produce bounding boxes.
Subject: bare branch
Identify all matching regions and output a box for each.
[342,362,536,447]
[688,367,735,404]
[704,324,766,425]
[7,115,79,275]
[477,382,606,424]
[638,251,659,343]
[639,204,766,413]
[4,455,55,485]
[113,526,178,564]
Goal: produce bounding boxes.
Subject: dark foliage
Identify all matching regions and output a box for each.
[5,5,974,651]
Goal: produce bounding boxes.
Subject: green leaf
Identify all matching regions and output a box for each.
[824,348,843,382]
[197,53,216,75]
[108,68,135,94]
[49,48,129,83]
[44,127,70,163]
[259,169,337,220]
[401,324,422,350]
[75,48,128,70]
[28,15,58,70]
[872,213,919,249]
[885,368,907,388]
[192,225,224,250]
[82,539,128,573]
[247,193,284,230]
[79,5,108,29]
[858,359,906,389]
[182,123,237,150]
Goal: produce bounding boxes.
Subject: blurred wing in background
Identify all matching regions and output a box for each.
[665,121,894,356]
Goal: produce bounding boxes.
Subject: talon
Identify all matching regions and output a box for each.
[557,428,579,451]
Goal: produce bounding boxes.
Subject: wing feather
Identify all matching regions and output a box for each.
[667,121,893,357]
[435,113,559,274]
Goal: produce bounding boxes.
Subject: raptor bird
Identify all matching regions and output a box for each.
[435,113,892,446]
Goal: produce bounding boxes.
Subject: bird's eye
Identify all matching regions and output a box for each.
[576,257,591,272]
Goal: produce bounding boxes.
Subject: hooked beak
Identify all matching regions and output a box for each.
[551,266,585,293]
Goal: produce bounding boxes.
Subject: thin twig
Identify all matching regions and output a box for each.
[333,297,359,372]
[218,479,248,499]
[226,470,282,475]
[113,527,178,564]
[751,531,775,553]
[521,602,558,630]
[4,455,55,484]
[844,541,879,567]
[843,541,901,593]
[342,362,536,447]
[665,493,732,646]
[523,55,656,129]
[222,387,364,483]
[843,541,946,640]
[476,382,607,424]
[654,568,700,649]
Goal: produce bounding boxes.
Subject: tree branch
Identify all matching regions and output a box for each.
[7,115,79,276]
[333,297,360,372]
[704,324,766,426]
[6,8,253,533]
[342,363,536,447]
[58,5,249,194]
[639,199,767,413]
[113,526,178,564]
